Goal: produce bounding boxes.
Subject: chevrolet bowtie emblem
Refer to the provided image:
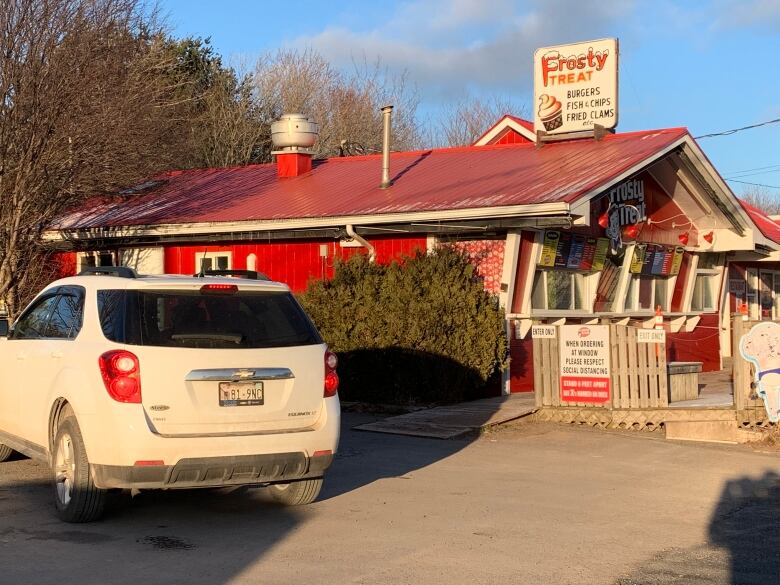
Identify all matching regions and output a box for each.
[234,369,255,379]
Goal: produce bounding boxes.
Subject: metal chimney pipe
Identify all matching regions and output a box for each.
[380,105,393,189]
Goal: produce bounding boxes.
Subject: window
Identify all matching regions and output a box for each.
[45,288,85,339]
[196,251,231,273]
[98,289,321,349]
[593,255,622,312]
[691,254,722,312]
[531,269,588,311]
[11,295,59,339]
[626,275,671,312]
[79,252,114,270]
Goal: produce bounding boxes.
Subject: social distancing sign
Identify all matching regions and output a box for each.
[559,325,611,403]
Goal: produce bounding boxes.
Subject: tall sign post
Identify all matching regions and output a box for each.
[533,38,619,138]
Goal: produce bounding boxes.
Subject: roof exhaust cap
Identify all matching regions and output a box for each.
[271,114,319,178]
[380,105,393,189]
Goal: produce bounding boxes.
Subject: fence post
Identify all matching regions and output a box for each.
[533,336,543,407]
[731,315,747,411]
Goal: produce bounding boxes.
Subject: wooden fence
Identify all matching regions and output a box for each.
[533,324,668,410]
[731,316,774,426]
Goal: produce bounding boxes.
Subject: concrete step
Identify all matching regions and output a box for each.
[665,420,737,444]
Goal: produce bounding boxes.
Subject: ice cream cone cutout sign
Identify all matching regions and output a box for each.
[739,322,780,422]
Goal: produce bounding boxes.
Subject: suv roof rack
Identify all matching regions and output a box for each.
[77,266,138,279]
[195,269,271,281]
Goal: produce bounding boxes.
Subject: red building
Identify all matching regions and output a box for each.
[50,116,780,395]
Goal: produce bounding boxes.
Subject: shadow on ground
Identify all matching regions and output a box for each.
[0,406,495,584]
[614,471,780,585]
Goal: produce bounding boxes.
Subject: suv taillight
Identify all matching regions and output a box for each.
[324,350,339,398]
[99,350,142,403]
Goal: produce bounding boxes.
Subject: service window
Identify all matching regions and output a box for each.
[691,254,723,312]
[531,269,589,311]
[626,274,672,312]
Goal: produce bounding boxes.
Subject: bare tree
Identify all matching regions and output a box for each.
[253,50,422,159]
[432,95,527,147]
[741,186,780,216]
[0,0,188,316]
[195,68,267,168]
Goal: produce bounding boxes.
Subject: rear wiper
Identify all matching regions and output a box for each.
[171,333,243,344]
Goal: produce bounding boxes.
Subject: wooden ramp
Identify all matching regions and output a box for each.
[353,394,537,439]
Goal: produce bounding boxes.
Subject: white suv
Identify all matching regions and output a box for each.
[0,267,340,522]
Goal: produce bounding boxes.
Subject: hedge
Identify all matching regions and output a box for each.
[299,246,508,405]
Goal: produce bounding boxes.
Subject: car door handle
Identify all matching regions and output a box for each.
[51,351,64,359]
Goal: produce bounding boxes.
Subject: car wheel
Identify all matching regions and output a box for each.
[0,444,14,462]
[269,478,323,506]
[52,416,107,522]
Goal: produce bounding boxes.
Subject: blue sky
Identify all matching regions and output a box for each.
[159,0,780,196]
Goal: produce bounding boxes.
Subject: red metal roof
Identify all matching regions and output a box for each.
[60,127,689,229]
[739,200,780,245]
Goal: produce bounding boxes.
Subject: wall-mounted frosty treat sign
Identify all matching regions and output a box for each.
[601,178,646,253]
[739,322,780,422]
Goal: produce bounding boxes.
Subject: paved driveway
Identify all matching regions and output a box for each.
[0,414,778,585]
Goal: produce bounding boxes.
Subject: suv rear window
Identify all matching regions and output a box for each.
[97,289,322,348]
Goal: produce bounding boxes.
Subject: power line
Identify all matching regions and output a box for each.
[726,163,780,176]
[695,117,780,139]
[727,168,780,180]
[726,178,780,190]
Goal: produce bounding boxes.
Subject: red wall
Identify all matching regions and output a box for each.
[164,236,428,292]
[494,128,533,145]
[509,334,535,392]
[666,312,721,371]
[53,252,77,279]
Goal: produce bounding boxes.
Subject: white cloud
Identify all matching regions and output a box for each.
[291,0,635,101]
[711,0,780,29]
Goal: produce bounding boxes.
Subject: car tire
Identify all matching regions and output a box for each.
[269,478,323,506]
[0,444,14,462]
[52,416,107,523]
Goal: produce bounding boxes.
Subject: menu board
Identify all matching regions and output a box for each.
[670,247,684,275]
[630,244,646,273]
[539,231,559,267]
[630,244,684,276]
[554,232,573,267]
[538,231,609,272]
[650,247,666,275]
[567,235,586,269]
[591,239,609,271]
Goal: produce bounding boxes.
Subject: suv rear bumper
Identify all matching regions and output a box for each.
[92,451,334,490]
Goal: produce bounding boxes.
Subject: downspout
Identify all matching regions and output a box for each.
[346,224,376,263]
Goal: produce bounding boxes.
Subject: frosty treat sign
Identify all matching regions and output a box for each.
[739,322,780,422]
[533,38,618,135]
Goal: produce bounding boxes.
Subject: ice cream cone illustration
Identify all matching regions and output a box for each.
[538,94,563,131]
[739,322,780,422]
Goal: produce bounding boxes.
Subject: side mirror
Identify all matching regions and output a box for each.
[0,318,8,337]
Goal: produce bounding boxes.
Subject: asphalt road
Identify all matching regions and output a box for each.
[0,414,779,585]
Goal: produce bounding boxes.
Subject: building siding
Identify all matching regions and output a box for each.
[163,236,428,292]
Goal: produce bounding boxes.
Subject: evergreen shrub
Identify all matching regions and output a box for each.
[299,247,508,405]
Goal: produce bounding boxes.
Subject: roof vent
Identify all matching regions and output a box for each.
[271,114,319,178]
[271,113,319,151]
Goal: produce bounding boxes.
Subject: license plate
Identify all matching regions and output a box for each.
[219,381,264,406]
